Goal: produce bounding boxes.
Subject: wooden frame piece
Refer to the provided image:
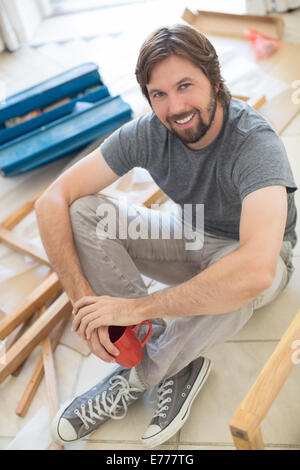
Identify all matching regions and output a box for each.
[0,293,72,384]
[182,8,285,39]
[42,334,64,450]
[11,297,61,377]
[232,94,266,111]
[229,309,300,450]
[257,88,300,135]
[10,313,41,377]
[15,314,70,417]
[1,188,46,231]
[0,227,50,266]
[0,272,61,340]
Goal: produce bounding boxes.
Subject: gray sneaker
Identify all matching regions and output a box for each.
[141,357,212,448]
[51,367,145,445]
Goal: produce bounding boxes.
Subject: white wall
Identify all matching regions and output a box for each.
[15,0,46,42]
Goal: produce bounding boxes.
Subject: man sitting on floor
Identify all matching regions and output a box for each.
[35,24,297,447]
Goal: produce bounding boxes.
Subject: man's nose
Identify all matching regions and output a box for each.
[167,94,187,118]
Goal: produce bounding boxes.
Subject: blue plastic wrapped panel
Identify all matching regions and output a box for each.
[0,62,103,124]
[0,95,132,176]
[0,84,110,146]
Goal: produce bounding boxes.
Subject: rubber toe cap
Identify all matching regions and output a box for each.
[52,418,77,444]
[142,424,161,440]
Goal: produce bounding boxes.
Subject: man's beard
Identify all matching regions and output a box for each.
[166,87,218,145]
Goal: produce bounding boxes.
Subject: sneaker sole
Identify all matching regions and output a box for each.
[141,358,212,448]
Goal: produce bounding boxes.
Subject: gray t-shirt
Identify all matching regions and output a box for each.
[100,98,298,247]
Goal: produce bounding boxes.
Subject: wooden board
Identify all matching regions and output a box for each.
[230,309,300,449]
[0,226,50,266]
[15,314,70,417]
[258,88,300,134]
[182,8,284,39]
[0,292,71,384]
[0,272,61,340]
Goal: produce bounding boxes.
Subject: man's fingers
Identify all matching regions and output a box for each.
[72,304,95,332]
[86,317,108,340]
[98,326,120,357]
[88,330,116,363]
[76,311,105,340]
[72,296,98,315]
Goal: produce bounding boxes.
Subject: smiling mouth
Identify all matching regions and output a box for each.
[174,113,195,126]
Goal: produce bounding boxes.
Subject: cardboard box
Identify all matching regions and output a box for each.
[182,8,285,39]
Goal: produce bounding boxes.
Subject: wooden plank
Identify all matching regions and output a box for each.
[182,8,284,39]
[231,426,264,450]
[0,292,71,384]
[10,318,37,377]
[247,95,266,110]
[0,187,47,230]
[5,321,31,352]
[11,305,48,377]
[15,356,44,417]
[42,336,64,450]
[258,88,300,135]
[232,94,250,102]
[230,309,300,447]
[139,187,165,208]
[0,226,50,266]
[15,314,70,417]
[232,95,266,110]
[0,272,61,340]
[42,336,60,419]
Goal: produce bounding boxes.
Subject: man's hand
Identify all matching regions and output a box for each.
[86,327,119,363]
[72,295,147,342]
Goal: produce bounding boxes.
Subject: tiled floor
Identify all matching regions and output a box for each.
[0,4,300,451]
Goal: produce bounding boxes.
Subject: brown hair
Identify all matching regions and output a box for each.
[135,24,231,108]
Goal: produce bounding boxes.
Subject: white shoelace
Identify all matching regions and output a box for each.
[152,379,174,419]
[74,375,142,429]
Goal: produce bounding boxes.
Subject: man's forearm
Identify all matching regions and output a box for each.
[35,195,94,304]
[138,246,272,319]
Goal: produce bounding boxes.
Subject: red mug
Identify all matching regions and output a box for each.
[108,320,152,368]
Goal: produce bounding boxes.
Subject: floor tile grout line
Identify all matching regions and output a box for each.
[174,441,300,449]
[226,339,280,343]
[85,438,179,445]
[62,437,300,450]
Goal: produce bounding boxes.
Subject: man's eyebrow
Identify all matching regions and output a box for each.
[148,87,162,97]
[176,76,193,85]
[148,77,194,97]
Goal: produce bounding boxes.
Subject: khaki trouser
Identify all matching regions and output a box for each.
[69,194,294,389]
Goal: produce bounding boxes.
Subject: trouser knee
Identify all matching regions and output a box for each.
[69,194,113,236]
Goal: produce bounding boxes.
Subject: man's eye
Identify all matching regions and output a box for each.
[180,83,191,89]
[153,92,164,98]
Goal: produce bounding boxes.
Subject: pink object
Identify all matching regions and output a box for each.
[244,27,281,59]
[109,320,152,368]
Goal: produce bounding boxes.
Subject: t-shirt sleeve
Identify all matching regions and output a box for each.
[233,127,297,200]
[99,116,147,177]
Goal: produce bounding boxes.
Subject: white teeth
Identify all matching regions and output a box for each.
[175,113,194,124]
